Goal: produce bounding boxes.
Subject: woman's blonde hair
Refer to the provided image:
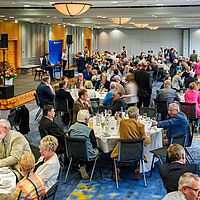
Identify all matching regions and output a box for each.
[19,153,35,173]
[126,73,135,82]
[84,80,93,89]
[40,135,58,152]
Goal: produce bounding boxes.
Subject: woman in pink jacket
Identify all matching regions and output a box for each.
[184,82,200,117]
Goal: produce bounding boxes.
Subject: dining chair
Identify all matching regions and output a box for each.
[34,93,43,120]
[154,99,169,120]
[41,180,59,200]
[64,136,102,188]
[113,138,146,189]
[140,107,157,118]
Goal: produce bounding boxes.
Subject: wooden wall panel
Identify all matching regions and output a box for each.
[52,25,66,49]
[0,21,21,67]
[84,28,92,56]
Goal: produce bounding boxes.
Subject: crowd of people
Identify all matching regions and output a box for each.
[0,46,200,199]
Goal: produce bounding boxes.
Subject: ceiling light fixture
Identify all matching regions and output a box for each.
[147,26,159,30]
[134,23,149,28]
[109,18,131,24]
[53,2,92,17]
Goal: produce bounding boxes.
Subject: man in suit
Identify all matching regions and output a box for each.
[36,76,55,106]
[76,52,86,73]
[55,80,74,124]
[0,119,32,180]
[41,53,54,80]
[160,144,198,193]
[38,105,66,155]
[133,61,152,108]
[156,80,180,103]
[72,89,93,124]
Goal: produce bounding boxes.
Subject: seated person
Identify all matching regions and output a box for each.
[111,106,150,179]
[41,53,53,80]
[35,135,60,191]
[156,80,180,103]
[152,103,190,146]
[0,119,32,180]
[83,65,93,80]
[75,73,85,89]
[55,80,74,123]
[110,92,127,115]
[14,153,46,199]
[36,76,55,106]
[162,173,200,200]
[95,72,110,91]
[72,89,93,124]
[159,144,198,193]
[100,82,116,109]
[68,110,99,179]
[38,105,66,154]
[84,80,96,98]
[184,72,197,88]
[61,76,72,90]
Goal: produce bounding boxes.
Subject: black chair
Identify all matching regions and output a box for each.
[34,68,46,80]
[7,107,20,131]
[90,98,100,114]
[41,180,59,200]
[149,133,186,177]
[34,93,43,120]
[30,143,40,161]
[113,138,146,189]
[55,97,71,127]
[140,107,157,118]
[64,137,102,188]
[179,102,198,134]
[154,99,169,120]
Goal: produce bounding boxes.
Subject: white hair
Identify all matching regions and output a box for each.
[77,110,90,123]
[0,119,11,129]
[169,103,180,111]
[178,173,200,190]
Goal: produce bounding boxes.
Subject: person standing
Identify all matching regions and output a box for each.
[133,61,152,108]
[61,49,67,73]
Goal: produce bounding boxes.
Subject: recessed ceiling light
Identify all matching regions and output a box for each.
[156,3,163,6]
[48,23,50,24]
[46,16,50,18]
[97,16,102,18]
[54,16,57,18]
[0,16,5,18]
[111,1,118,3]
[14,20,18,23]
[9,16,14,19]
[4,18,8,21]
[101,16,107,19]
[12,2,15,4]
[24,5,31,7]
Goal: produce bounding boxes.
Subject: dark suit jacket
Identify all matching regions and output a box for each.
[39,116,65,154]
[72,98,93,124]
[159,162,198,193]
[76,56,86,73]
[95,80,110,91]
[110,99,127,115]
[41,56,51,69]
[55,89,74,111]
[134,69,152,98]
[36,82,55,105]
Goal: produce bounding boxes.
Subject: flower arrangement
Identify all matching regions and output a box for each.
[0,68,17,80]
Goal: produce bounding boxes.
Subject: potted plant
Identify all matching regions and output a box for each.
[0,68,17,85]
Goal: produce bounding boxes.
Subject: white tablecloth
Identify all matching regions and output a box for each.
[93,122,163,172]
[0,168,16,194]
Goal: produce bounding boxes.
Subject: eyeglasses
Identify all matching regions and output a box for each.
[186,186,200,194]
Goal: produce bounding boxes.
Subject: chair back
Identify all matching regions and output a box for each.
[179,102,197,120]
[90,98,100,114]
[55,97,70,113]
[41,180,59,200]
[140,107,157,118]
[170,132,186,147]
[65,136,89,161]
[154,99,168,120]
[34,93,41,107]
[118,138,144,162]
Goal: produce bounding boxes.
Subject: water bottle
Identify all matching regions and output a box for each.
[96,113,101,126]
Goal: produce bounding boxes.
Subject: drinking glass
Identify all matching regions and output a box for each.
[101,121,105,130]
[89,119,93,128]
[143,113,147,119]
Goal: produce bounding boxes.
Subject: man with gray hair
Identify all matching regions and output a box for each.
[159,144,198,193]
[156,80,180,103]
[152,103,190,145]
[68,110,98,179]
[0,119,32,180]
[162,172,200,200]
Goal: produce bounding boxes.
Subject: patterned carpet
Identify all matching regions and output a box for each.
[9,80,200,200]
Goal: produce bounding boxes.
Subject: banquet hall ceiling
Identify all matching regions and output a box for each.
[0,0,200,29]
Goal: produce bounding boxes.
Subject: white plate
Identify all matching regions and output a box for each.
[0,170,10,174]
[0,183,12,189]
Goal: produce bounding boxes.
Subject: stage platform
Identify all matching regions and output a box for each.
[0,74,59,110]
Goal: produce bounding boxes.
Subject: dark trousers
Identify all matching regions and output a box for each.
[137,96,151,109]
[46,66,54,79]
[63,60,67,72]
